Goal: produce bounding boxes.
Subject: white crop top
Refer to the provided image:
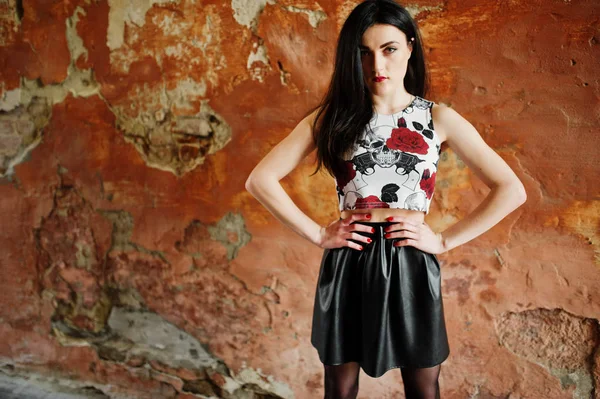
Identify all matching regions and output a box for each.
[335,96,441,214]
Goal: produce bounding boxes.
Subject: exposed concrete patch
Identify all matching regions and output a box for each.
[207,212,252,261]
[230,365,294,398]
[106,0,175,51]
[110,307,292,397]
[0,86,21,112]
[496,308,600,399]
[283,5,327,28]
[231,0,275,32]
[0,367,110,399]
[60,306,291,398]
[115,101,232,176]
[0,97,51,178]
[107,307,220,371]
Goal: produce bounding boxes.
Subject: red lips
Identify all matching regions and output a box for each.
[373,76,387,82]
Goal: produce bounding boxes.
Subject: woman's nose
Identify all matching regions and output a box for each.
[373,53,384,75]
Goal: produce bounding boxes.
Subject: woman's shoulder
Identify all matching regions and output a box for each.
[429,100,470,144]
[414,95,435,108]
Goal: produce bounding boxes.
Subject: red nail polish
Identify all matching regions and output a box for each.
[367,238,372,243]
[386,217,393,221]
[366,214,371,219]
[371,228,375,233]
[359,246,363,250]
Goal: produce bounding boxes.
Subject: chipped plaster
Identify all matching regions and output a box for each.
[404,4,444,18]
[247,41,271,82]
[106,0,175,51]
[284,5,327,28]
[0,86,21,112]
[231,0,275,32]
[115,100,231,176]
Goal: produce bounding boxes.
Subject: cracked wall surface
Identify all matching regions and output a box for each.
[0,0,598,398]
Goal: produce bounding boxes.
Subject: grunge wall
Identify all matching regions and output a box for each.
[0,0,598,398]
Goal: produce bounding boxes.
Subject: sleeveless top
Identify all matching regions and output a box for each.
[334,96,441,214]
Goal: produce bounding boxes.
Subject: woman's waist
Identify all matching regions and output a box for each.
[340,208,425,223]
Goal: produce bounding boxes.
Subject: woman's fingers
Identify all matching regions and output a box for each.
[348,232,373,244]
[385,229,419,240]
[394,238,418,247]
[344,240,364,251]
[385,220,419,233]
[350,212,372,223]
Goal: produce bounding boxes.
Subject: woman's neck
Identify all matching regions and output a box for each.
[371,91,415,115]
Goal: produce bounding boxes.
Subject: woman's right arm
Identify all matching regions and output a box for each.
[245,111,372,249]
[245,110,324,246]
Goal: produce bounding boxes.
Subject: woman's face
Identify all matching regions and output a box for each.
[360,24,413,96]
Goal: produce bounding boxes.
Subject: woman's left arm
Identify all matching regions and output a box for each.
[430,103,527,253]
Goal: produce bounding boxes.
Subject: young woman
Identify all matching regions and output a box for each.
[245,0,526,397]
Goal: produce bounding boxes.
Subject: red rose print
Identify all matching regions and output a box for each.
[419,169,436,199]
[335,160,356,189]
[355,195,390,209]
[386,127,429,155]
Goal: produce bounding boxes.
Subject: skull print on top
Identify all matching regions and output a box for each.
[335,95,441,214]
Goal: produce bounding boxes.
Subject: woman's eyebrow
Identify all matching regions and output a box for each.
[359,41,400,50]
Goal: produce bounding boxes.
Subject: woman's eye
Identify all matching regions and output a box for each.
[360,50,369,57]
[385,47,397,54]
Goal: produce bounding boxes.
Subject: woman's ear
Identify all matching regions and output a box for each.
[406,38,414,56]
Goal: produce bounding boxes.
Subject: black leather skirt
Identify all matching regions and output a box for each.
[310,221,450,378]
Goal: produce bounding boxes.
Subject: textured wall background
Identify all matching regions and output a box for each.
[0,0,598,398]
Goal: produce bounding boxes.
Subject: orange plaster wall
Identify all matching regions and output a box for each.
[0,0,598,398]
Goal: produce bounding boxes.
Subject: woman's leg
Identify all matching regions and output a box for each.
[400,364,442,399]
[324,362,360,399]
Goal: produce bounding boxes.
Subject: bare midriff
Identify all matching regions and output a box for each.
[340,208,425,224]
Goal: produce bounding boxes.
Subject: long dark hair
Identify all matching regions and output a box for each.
[311,0,429,179]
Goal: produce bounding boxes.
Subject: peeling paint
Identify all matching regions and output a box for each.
[66,7,89,67]
[0,86,21,111]
[247,41,271,82]
[404,4,444,18]
[284,5,327,28]
[165,76,208,106]
[17,5,100,107]
[231,0,275,32]
[20,68,99,107]
[106,0,174,51]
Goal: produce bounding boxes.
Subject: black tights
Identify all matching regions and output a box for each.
[323,362,441,399]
